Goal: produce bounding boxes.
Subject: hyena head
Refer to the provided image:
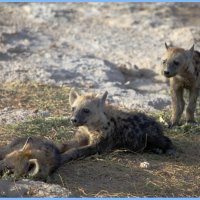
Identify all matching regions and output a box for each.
[162,43,194,78]
[69,88,108,127]
[4,137,40,177]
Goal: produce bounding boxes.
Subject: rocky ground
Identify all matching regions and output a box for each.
[0,3,200,197]
[0,179,71,197]
[0,3,200,112]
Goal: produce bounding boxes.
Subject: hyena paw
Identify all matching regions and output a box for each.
[166,148,176,156]
[152,148,163,154]
[186,120,197,125]
[168,122,180,129]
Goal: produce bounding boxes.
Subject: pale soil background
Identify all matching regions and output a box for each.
[0,3,200,112]
[0,3,200,197]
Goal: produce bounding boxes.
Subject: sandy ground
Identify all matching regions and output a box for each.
[0,3,200,112]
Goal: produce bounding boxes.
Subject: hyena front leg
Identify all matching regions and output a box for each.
[58,132,89,153]
[170,86,185,127]
[60,145,98,164]
[186,88,199,123]
[57,140,80,153]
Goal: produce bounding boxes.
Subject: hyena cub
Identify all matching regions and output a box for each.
[60,89,175,163]
[0,136,61,180]
[162,43,200,127]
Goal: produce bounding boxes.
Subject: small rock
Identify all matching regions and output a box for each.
[140,161,150,169]
[0,179,72,197]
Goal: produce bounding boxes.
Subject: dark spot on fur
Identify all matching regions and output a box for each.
[123,124,129,130]
[195,50,200,58]
[103,126,109,130]
[133,115,140,123]
[134,126,140,134]
[110,117,117,127]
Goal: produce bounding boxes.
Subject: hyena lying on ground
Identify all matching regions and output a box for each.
[162,43,200,127]
[0,136,61,180]
[60,89,175,163]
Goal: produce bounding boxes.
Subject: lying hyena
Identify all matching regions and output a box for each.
[0,136,61,180]
[60,89,175,163]
[162,43,200,127]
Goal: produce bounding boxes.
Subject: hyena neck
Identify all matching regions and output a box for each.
[86,112,109,132]
[178,61,195,79]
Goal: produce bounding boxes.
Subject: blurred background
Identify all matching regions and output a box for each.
[0,3,200,111]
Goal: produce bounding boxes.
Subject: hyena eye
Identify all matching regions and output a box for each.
[173,61,179,65]
[71,107,75,112]
[162,59,167,64]
[83,108,90,114]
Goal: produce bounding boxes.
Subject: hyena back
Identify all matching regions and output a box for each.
[162,43,200,127]
[60,89,175,163]
[0,136,61,180]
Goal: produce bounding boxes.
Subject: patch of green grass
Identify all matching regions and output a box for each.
[2,117,75,143]
[0,81,71,116]
[0,81,75,144]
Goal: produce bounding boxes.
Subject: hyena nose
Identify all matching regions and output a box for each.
[71,117,77,124]
[164,70,170,76]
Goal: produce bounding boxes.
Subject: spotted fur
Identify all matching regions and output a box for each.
[162,43,200,127]
[60,89,175,163]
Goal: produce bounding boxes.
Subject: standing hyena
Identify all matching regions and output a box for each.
[60,89,175,163]
[162,43,200,127]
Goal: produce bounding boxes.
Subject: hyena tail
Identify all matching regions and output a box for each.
[146,135,176,156]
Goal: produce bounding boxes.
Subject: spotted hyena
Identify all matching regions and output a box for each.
[162,43,200,127]
[60,89,175,163]
[0,136,61,180]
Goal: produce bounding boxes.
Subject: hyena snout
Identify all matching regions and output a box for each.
[163,70,170,76]
[70,116,85,126]
[163,67,176,78]
[71,116,78,124]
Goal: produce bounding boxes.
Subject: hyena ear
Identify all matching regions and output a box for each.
[69,88,79,106]
[165,42,169,50]
[28,158,40,177]
[21,137,33,152]
[101,91,108,104]
[188,44,194,58]
[96,91,108,107]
